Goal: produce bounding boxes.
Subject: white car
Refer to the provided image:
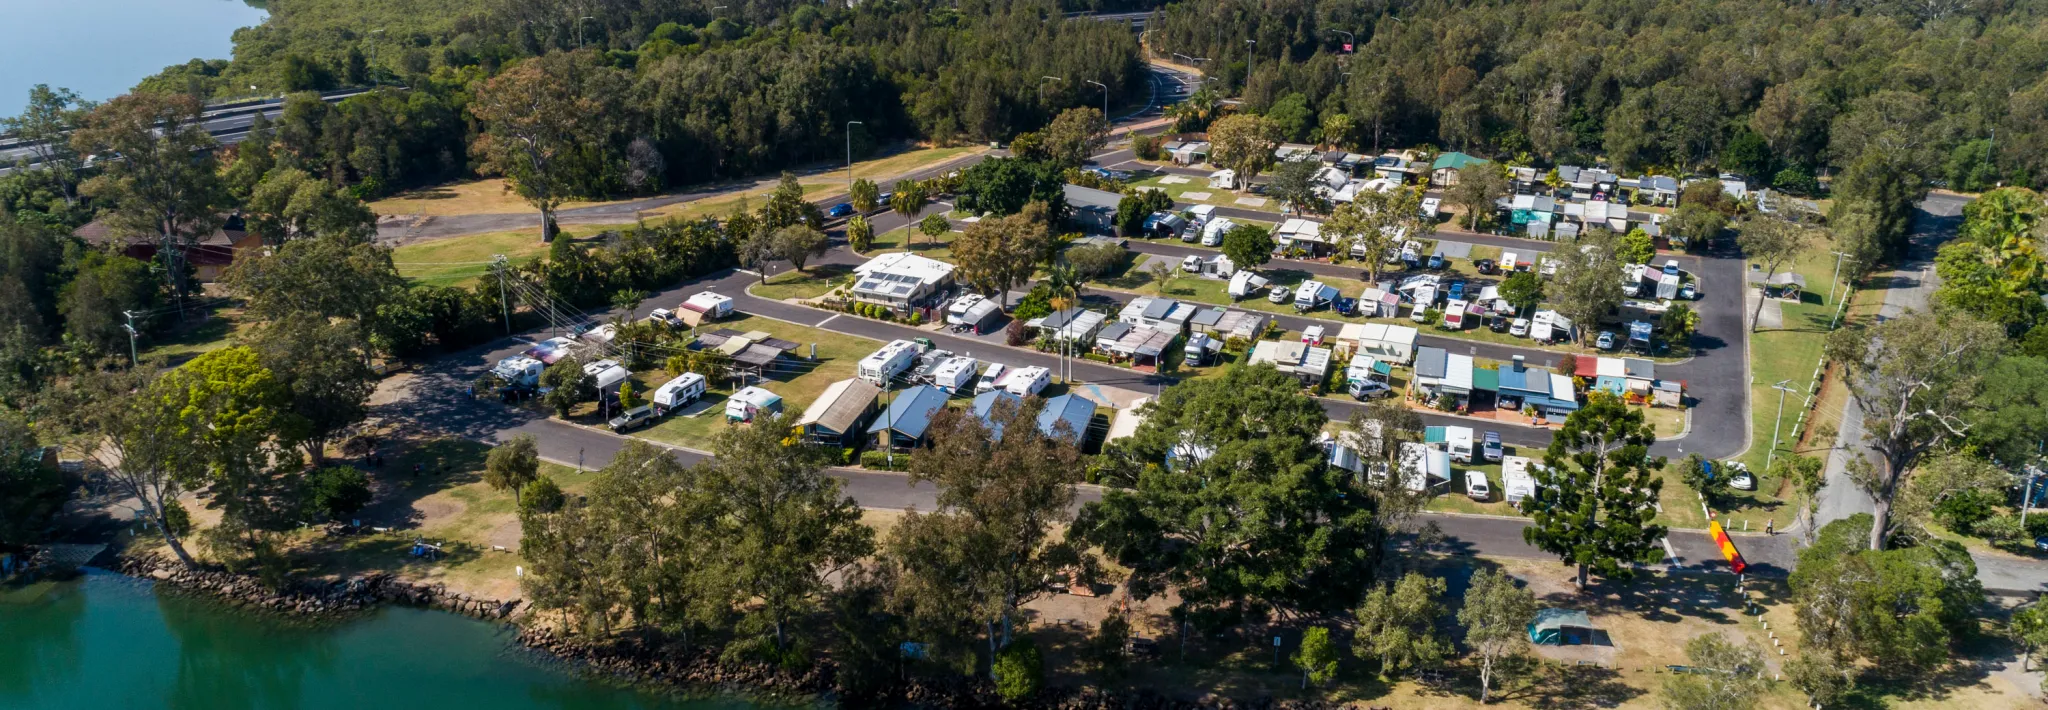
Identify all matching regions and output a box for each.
[1509,318,1531,337]
[1181,255,1204,273]
[1268,285,1293,304]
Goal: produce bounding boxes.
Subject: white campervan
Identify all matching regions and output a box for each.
[1445,426,1476,463]
[490,356,545,389]
[651,372,707,413]
[975,363,1008,394]
[1293,280,1335,312]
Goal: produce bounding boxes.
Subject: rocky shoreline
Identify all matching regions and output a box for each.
[116,553,1361,709]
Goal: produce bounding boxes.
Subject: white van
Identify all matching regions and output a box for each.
[652,372,707,413]
[1464,470,1492,500]
[975,363,1008,394]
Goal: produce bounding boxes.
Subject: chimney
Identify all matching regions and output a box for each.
[1512,355,1526,371]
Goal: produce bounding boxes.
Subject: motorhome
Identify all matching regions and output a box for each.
[1184,333,1221,366]
[1444,426,1476,463]
[975,363,1008,394]
[1201,217,1234,247]
[490,356,545,390]
[1502,456,1538,503]
[858,340,921,386]
[927,356,980,394]
[1293,280,1336,312]
[1003,366,1051,396]
[1442,299,1469,330]
[651,372,707,413]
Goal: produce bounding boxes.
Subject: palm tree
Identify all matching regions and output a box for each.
[1043,261,1082,384]
[892,179,928,226]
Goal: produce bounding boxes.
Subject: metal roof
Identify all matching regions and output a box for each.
[1037,394,1095,443]
[867,385,951,440]
[1414,347,1449,379]
[799,378,881,434]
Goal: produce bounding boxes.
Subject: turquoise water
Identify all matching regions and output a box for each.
[0,0,269,115]
[0,569,765,710]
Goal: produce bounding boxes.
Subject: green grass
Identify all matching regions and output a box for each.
[863,224,959,260]
[750,263,854,301]
[1726,242,1860,527]
[142,306,248,361]
[631,313,886,451]
[1127,174,1288,214]
[390,228,560,288]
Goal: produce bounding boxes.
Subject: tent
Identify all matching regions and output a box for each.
[1528,608,1595,645]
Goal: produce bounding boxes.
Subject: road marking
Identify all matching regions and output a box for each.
[1661,536,1681,566]
[736,269,763,277]
[816,314,841,328]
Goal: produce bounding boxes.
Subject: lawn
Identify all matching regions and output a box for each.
[631,313,886,451]
[142,305,250,363]
[390,228,558,288]
[371,145,985,219]
[748,263,855,302]
[1126,173,1289,214]
[1727,242,1869,527]
[862,223,960,260]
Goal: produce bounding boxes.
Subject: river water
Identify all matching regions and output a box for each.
[0,569,769,710]
[0,0,269,115]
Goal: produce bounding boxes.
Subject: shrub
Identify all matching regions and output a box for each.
[1934,489,2001,533]
[908,311,923,326]
[993,638,1044,702]
[520,476,566,514]
[1133,134,1162,161]
[302,466,374,520]
[859,450,913,471]
[1977,513,2027,547]
[841,448,858,465]
[1006,319,1033,347]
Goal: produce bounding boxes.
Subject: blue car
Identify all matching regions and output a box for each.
[877,192,893,206]
[1446,281,1466,301]
[827,203,855,218]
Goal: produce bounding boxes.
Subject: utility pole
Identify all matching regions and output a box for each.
[121,310,141,367]
[1245,39,1257,79]
[1767,380,1797,474]
[2024,463,2041,527]
[494,255,512,334]
[845,120,863,192]
[1085,79,1108,118]
[1827,252,1856,330]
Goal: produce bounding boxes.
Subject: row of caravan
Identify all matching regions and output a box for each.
[857,339,1050,397]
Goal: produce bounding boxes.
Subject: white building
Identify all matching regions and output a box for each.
[851,252,956,310]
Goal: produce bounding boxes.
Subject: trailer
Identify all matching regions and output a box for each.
[858,340,921,386]
[1294,280,1336,312]
[927,356,980,394]
[1002,366,1051,396]
[678,291,735,326]
[582,359,630,395]
[489,356,545,390]
[945,294,1002,334]
[651,373,707,413]
[1228,270,1270,299]
[724,386,783,422]
[1442,299,1469,330]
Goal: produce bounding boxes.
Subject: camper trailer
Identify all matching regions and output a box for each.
[1294,281,1336,312]
[724,386,783,422]
[1003,366,1051,396]
[1442,299,1469,330]
[858,340,921,386]
[490,356,545,390]
[1184,333,1221,366]
[1502,456,1539,503]
[582,359,630,395]
[678,291,734,326]
[1228,270,1270,299]
[945,295,1001,334]
[1201,218,1234,247]
[651,373,707,413]
[927,356,980,394]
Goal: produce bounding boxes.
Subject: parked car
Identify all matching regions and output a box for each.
[1482,431,1503,462]
[1474,258,1498,275]
[1596,331,1618,350]
[2036,535,2048,552]
[1680,283,1699,300]
[1730,469,1757,491]
[1181,255,1204,273]
[608,405,656,433]
[1489,317,1510,333]
[1268,285,1293,304]
[1349,379,1393,400]
[1427,252,1447,270]
[877,192,893,206]
[1446,280,1466,301]
[1509,318,1531,337]
[827,203,855,218]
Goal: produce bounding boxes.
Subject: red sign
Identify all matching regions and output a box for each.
[1342,43,1354,53]
[1709,521,1747,574]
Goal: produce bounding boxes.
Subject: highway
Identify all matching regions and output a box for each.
[0,86,374,172]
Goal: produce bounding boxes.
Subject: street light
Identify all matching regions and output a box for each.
[1827,251,1858,329]
[1085,79,1107,117]
[1329,29,1355,51]
[1245,39,1257,77]
[1767,379,1798,474]
[845,120,863,192]
[576,16,596,49]
[1038,76,1064,105]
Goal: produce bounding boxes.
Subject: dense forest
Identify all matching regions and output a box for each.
[131,0,1144,196]
[1152,0,2048,193]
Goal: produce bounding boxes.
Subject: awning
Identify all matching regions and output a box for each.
[1471,367,1500,393]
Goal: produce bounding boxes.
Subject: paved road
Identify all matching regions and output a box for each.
[0,87,373,175]
[1814,194,1968,530]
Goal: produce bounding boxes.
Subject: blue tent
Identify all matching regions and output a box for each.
[1528,608,1594,645]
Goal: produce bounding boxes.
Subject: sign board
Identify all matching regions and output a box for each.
[1709,520,1746,574]
[1342,43,1354,52]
